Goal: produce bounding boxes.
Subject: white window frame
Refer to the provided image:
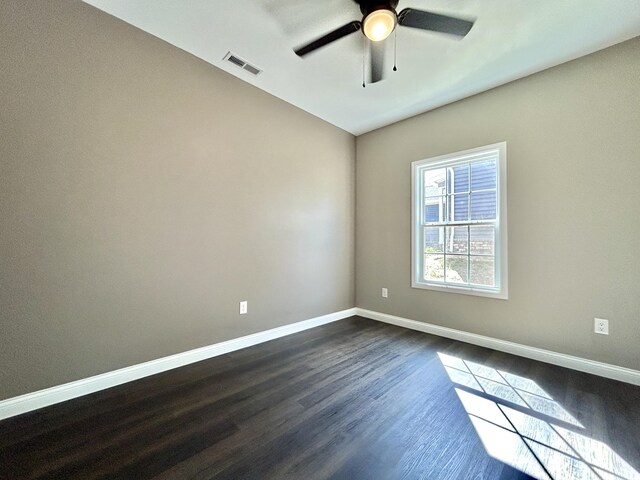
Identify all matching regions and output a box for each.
[411,142,508,299]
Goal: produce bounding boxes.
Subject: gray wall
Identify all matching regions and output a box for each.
[0,0,355,400]
[356,37,640,370]
[1,1,638,403]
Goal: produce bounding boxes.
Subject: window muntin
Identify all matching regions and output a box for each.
[412,143,507,299]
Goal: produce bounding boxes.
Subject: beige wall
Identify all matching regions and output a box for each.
[0,0,355,400]
[356,37,640,370]
[1,1,638,403]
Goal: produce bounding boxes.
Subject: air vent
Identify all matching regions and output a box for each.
[223,52,262,76]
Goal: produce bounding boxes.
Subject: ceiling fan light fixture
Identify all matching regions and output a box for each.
[363,8,396,42]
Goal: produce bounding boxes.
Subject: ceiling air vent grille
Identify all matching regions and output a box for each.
[223,52,262,76]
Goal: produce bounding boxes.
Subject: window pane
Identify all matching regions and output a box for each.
[470,256,495,286]
[423,168,446,197]
[448,164,469,193]
[448,194,469,221]
[424,227,444,253]
[424,197,444,223]
[446,255,468,284]
[471,160,496,191]
[471,191,496,220]
[446,226,468,254]
[470,225,495,255]
[424,254,444,282]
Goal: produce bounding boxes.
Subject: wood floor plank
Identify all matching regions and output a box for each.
[1,316,639,480]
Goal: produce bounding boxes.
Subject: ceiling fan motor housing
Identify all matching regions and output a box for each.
[355,0,399,17]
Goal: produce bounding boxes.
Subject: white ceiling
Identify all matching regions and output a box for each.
[84,0,640,135]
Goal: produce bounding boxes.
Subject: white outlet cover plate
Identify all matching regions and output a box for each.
[594,317,609,335]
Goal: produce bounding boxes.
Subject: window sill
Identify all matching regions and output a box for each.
[411,281,508,300]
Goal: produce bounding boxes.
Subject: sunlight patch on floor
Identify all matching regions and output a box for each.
[438,352,640,480]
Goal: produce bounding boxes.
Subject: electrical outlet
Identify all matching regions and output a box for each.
[239,301,248,315]
[382,288,388,298]
[594,318,609,335]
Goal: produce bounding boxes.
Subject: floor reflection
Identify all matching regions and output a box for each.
[438,353,640,480]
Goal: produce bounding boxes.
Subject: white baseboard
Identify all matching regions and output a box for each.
[356,308,640,386]
[3,306,636,421]
[0,308,357,421]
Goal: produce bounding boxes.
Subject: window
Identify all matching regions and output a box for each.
[411,142,508,299]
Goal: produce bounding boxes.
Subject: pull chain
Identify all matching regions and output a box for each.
[393,28,397,72]
[362,36,366,87]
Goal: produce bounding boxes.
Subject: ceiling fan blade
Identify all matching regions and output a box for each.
[294,21,362,57]
[369,40,385,84]
[397,8,474,37]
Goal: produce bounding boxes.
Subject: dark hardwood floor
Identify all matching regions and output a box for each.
[1,316,639,479]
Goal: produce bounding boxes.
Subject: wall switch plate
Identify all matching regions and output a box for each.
[382,288,388,298]
[239,301,248,315]
[594,317,609,335]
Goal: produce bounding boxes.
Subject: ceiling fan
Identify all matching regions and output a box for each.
[294,0,474,84]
